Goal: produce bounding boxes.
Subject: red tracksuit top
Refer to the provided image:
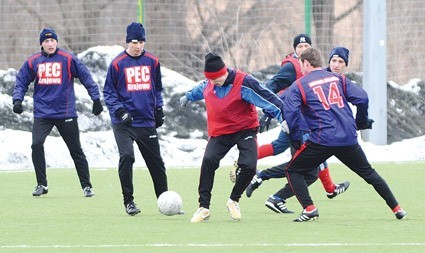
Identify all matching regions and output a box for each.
[204,71,258,137]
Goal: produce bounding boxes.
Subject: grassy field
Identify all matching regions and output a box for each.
[1,162,424,253]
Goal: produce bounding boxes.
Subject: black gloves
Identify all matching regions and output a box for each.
[13,100,23,114]
[92,99,103,115]
[116,107,164,127]
[155,107,165,128]
[116,108,133,126]
[356,119,374,130]
[259,113,272,133]
[290,140,302,150]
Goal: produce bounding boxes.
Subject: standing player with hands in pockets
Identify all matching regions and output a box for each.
[283,47,407,222]
[12,28,103,198]
[103,22,168,216]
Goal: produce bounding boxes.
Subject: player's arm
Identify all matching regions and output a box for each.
[241,75,284,123]
[265,63,297,94]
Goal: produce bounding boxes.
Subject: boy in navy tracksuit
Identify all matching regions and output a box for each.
[103,22,168,216]
[283,47,407,222]
[12,28,103,197]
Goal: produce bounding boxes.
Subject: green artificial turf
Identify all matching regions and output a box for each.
[0,162,424,253]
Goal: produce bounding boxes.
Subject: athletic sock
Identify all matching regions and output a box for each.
[258,144,274,159]
[392,204,402,213]
[305,204,316,212]
[318,167,335,193]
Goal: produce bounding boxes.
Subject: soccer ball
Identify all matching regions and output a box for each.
[157,191,183,216]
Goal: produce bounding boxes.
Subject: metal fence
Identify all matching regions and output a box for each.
[0,0,424,84]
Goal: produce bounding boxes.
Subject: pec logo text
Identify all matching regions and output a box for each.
[38,62,62,85]
[125,66,152,91]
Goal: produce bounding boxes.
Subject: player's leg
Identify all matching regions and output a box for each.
[112,124,140,215]
[335,144,407,219]
[286,142,330,221]
[135,127,168,198]
[56,118,92,191]
[31,118,54,196]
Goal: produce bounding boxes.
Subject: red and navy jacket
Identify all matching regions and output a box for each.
[284,69,369,146]
[265,52,302,94]
[184,68,284,137]
[13,48,100,118]
[103,50,163,127]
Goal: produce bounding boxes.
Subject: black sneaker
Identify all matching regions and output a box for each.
[32,185,48,196]
[394,209,407,220]
[265,196,294,213]
[125,202,141,216]
[246,173,262,197]
[327,181,350,199]
[83,187,95,197]
[293,208,319,222]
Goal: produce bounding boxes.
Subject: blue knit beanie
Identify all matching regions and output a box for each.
[329,47,349,66]
[126,22,146,43]
[39,28,58,45]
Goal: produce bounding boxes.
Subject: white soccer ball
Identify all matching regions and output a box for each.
[157,191,183,216]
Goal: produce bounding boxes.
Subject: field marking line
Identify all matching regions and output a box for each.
[2,242,425,248]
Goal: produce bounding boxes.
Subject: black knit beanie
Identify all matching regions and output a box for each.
[204,53,227,80]
[293,34,312,49]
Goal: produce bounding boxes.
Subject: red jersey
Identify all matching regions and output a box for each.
[204,71,258,137]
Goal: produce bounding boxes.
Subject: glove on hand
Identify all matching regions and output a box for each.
[155,107,165,128]
[259,113,272,133]
[281,120,290,134]
[92,99,103,115]
[179,95,189,107]
[13,100,23,114]
[356,119,374,130]
[116,108,132,126]
[290,140,302,150]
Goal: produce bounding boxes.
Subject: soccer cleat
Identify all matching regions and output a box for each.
[394,209,407,220]
[190,207,211,223]
[125,202,141,216]
[83,186,95,197]
[265,196,294,214]
[246,173,262,197]
[32,185,48,196]
[327,181,350,199]
[230,160,241,183]
[294,208,319,222]
[226,199,241,221]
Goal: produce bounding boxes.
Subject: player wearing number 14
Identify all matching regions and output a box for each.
[283,47,406,221]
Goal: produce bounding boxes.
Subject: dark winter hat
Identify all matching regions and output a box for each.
[126,22,146,43]
[329,46,349,66]
[39,28,58,45]
[204,53,227,80]
[293,34,312,49]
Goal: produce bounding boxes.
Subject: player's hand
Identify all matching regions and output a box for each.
[259,113,272,133]
[356,119,374,130]
[92,99,103,115]
[290,140,301,150]
[116,108,133,126]
[179,96,189,107]
[13,100,23,114]
[155,107,165,128]
[281,120,290,134]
